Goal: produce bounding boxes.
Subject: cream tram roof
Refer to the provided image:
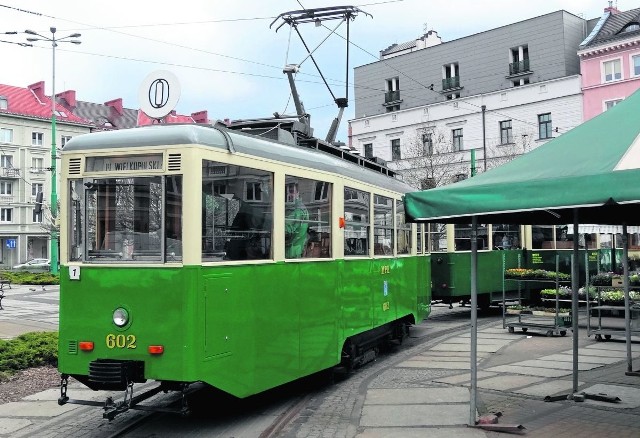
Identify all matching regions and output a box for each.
[63,124,415,194]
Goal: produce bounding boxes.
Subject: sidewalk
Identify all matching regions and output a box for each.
[1,293,640,437]
[0,284,58,340]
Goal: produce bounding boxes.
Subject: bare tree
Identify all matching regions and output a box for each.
[391,125,468,189]
[483,129,535,172]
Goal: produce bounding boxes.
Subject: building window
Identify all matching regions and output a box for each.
[422,132,433,155]
[499,120,513,144]
[452,128,463,151]
[0,97,7,110]
[605,99,623,110]
[61,135,72,148]
[632,55,640,77]
[32,132,44,146]
[385,77,400,103]
[31,157,44,172]
[442,63,460,90]
[33,209,43,223]
[538,113,552,139]
[0,128,12,143]
[386,105,399,112]
[246,181,263,202]
[0,155,12,168]
[509,45,530,75]
[0,208,12,223]
[603,59,622,82]
[0,181,12,195]
[447,93,460,100]
[512,78,530,87]
[32,183,43,196]
[364,143,373,159]
[391,139,401,160]
[314,181,330,201]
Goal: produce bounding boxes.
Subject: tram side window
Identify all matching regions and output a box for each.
[429,223,447,252]
[493,224,520,250]
[532,225,554,249]
[374,195,393,256]
[454,223,488,251]
[164,175,183,261]
[85,176,163,261]
[69,180,84,261]
[417,224,423,254]
[396,199,411,255]
[344,187,370,256]
[202,160,273,262]
[284,177,331,259]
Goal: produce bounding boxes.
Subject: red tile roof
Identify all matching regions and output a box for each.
[137,110,196,126]
[0,83,92,125]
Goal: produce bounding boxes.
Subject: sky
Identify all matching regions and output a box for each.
[0,0,632,141]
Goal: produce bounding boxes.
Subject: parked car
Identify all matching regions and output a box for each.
[13,258,50,270]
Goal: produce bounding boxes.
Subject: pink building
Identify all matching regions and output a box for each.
[579,6,640,121]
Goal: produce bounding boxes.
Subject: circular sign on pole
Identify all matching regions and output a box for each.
[138,70,181,119]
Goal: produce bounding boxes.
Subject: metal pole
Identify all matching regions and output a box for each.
[572,210,579,392]
[50,27,59,275]
[481,105,487,171]
[622,224,632,372]
[469,216,478,426]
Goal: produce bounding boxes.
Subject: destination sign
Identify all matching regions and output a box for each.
[86,154,163,173]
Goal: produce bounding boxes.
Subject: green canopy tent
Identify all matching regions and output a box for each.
[404,88,640,426]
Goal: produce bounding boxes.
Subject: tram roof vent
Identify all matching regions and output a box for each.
[68,158,81,175]
[168,153,181,172]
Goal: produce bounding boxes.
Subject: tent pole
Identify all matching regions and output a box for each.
[572,209,579,393]
[469,216,478,426]
[622,224,632,372]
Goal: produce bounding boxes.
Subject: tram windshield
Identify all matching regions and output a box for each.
[68,176,183,262]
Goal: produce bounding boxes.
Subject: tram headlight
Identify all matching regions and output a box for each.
[113,307,129,327]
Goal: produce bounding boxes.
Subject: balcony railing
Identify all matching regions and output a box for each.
[442,76,460,90]
[509,59,530,75]
[384,90,400,103]
[1,167,20,178]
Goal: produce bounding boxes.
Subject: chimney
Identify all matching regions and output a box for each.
[57,90,77,109]
[605,1,620,14]
[28,81,46,101]
[105,98,123,115]
[191,110,208,124]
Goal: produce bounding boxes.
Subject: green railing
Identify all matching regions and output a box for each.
[442,76,460,90]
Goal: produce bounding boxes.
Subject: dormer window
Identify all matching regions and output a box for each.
[0,97,7,110]
[622,22,640,33]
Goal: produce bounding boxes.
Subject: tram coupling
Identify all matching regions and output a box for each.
[58,374,197,421]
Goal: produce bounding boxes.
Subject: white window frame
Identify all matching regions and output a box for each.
[245,181,263,202]
[31,157,44,172]
[602,58,622,83]
[61,135,72,148]
[0,155,12,168]
[391,138,401,161]
[0,127,13,144]
[630,54,640,77]
[32,183,44,196]
[0,181,12,195]
[604,98,623,111]
[0,208,13,223]
[32,132,44,146]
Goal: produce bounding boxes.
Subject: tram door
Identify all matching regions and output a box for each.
[203,274,235,358]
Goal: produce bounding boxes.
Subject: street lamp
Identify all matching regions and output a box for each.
[25,27,81,274]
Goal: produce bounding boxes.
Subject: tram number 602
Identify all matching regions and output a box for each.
[106,334,137,349]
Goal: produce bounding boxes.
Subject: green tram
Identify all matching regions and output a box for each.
[57,123,431,417]
[429,223,607,309]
